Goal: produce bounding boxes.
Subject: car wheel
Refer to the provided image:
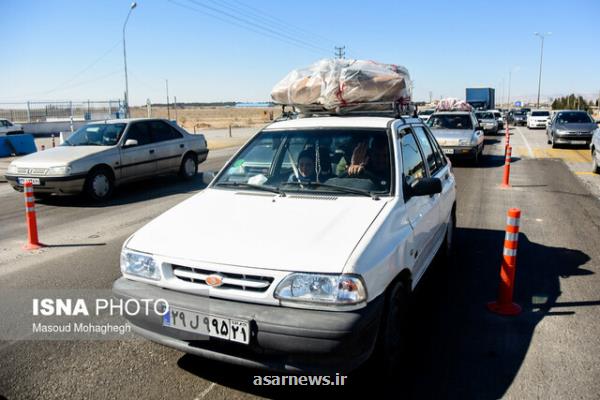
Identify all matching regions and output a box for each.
[85,167,114,201]
[593,148,600,174]
[179,153,198,180]
[375,280,411,378]
[551,133,557,149]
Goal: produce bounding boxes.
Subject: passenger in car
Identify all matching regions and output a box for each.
[346,137,391,188]
[289,148,334,183]
[288,149,316,183]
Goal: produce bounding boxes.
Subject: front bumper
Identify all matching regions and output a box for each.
[4,173,86,194]
[112,277,383,373]
[528,120,548,128]
[440,145,479,158]
[554,134,592,145]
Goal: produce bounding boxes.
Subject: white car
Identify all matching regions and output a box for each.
[527,110,551,129]
[5,118,208,200]
[591,127,600,174]
[417,108,435,122]
[113,112,457,374]
[0,118,24,135]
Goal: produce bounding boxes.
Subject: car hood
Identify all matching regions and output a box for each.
[556,123,597,132]
[430,129,474,141]
[11,146,111,167]
[126,188,388,273]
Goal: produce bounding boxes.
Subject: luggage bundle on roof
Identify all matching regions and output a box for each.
[436,98,473,112]
[271,59,412,115]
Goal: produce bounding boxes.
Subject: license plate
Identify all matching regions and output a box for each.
[18,177,40,185]
[443,148,454,155]
[163,306,250,344]
[571,140,587,145]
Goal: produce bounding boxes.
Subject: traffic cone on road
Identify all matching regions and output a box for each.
[23,182,44,250]
[487,208,522,316]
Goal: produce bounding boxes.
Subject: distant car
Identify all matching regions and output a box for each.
[527,110,551,129]
[475,111,499,134]
[509,110,528,126]
[591,127,600,174]
[546,111,596,148]
[417,108,435,122]
[5,118,208,201]
[490,109,504,130]
[427,111,484,162]
[0,118,24,135]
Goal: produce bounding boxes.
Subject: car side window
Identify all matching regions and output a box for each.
[423,125,447,168]
[150,121,183,142]
[125,122,154,146]
[412,125,441,175]
[400,129,426,191]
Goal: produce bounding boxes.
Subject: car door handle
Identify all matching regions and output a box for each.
[179,144,184,149]
[149,149,155,154]
[444,173,449,180]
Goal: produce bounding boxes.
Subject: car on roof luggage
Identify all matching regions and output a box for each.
[113,60,457,375]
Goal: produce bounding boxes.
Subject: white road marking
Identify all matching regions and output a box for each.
[194,382,216,399]
[515,126,534,158]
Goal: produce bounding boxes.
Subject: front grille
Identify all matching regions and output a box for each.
[171,264,274,292]
[17,168,29,174]
[29,168,48,175]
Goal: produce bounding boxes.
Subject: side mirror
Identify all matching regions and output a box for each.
[408,177,442,197]
[123,139,138,147]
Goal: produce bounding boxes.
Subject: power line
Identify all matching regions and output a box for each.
[219,0,337,46]
[334,46,345,59]
[184,0,331,53]
[168,0,330,55]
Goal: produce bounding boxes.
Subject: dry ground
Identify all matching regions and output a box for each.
[129,106,282,132]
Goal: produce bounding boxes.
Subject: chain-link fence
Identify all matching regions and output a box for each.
[0,100,125,123]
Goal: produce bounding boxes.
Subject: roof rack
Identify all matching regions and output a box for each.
[277,101,417,121]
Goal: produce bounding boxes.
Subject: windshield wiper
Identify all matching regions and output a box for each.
[281,181,382,199]
[214,181,282,195]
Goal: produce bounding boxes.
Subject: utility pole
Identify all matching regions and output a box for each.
[165,79,170,120]
[535,32,551,108]
[174,96,178,122]
[334,46,345,59]
[122,2,137,118]
[429,91,433,104]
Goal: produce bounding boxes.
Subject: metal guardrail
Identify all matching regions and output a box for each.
[0,100,125,123]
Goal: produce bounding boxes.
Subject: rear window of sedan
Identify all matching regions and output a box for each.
[531,111,550,117]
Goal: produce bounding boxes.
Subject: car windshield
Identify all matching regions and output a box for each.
[427,114,473,130]
[531,111,550,117]
[556,112,592,124]
[64,123,126,146]
[476,112,494,119]
[214,128,393,196]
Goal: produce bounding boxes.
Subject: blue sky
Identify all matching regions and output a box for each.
[1,0,599,105]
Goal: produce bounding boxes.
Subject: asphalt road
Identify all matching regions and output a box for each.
[0,130,599,399]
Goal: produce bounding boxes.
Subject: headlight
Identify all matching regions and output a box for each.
[7,164,18,174]
[48,165,71,175]
[274,273,367,306]
[120,248,160,280]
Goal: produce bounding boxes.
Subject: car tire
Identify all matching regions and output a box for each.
[593,148,600,174]
[551,134,557,149]
[375,279,411,379]
[84,167,114,201]
[179,153,198,180]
